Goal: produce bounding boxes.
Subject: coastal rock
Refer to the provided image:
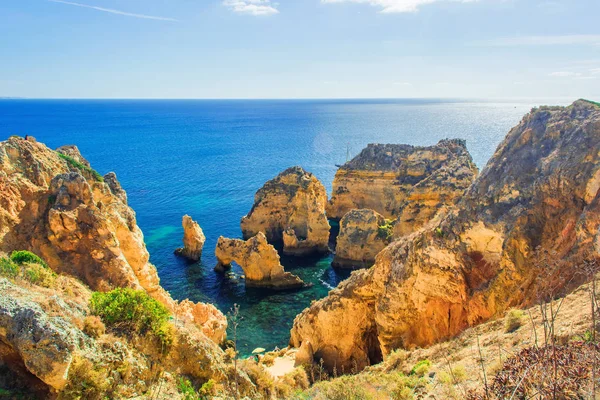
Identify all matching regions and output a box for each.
[56,145,90,167]
[241,166,330,256]
[291,100,600,372]
[215,232,305,289]
[174,215,206,261]
[332,209,391,269]
[0,278,94,390]
[0,137,227,344]
[294,340,314,367]
[327,140,478,237]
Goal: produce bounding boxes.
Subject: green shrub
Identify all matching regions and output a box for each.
[10,250,47,267]
[89,288,173,348]
[438,364,467,385]
[377,219,394,241]
[198,379,216,399]
[505,309,525,333]
[177,377,198,400]
[0,257,19,278]
[409,359,431,377]
[58,357,109,400]
[23,263,56,288]
[58,152,104,182]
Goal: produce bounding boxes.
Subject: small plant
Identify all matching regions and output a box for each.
[10,250,47,267]
[227,303,242,399]
[58,357,109,400]
[438,364,467,384]
[377,219,394,241]
[261,353,276,367]
[435,227,444,238]
[504,309,525,333]
[83,315,106,338]
[23,263,56,287]
[58,152,104,182]
[89,288,173,348]
[198,379,216,399]
[0,257,19,278]
[410,359,431,377]
[177,377,198,400]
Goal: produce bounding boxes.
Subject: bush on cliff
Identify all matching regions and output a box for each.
[377,219,394,241]
[57,152,104,182]
[89,288,174,348]
[10,250,47,267]
[0,258,19,278]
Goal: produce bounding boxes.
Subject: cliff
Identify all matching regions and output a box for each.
[332,209,391,269]
[214,232,305,290]
[327,139,478,237]
[241,166,330,256]
[0,137,226,344]
[291,100,600,372]
[174,215,206,261]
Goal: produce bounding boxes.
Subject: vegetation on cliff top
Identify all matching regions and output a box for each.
[90,288,174,348]
[0,251,56,287]
[58,152,104,182]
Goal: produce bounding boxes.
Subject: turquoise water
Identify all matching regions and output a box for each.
[0,99,549,354]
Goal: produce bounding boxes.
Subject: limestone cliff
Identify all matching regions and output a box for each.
[175,215,206,261]
[327,140,478,237]
[291,100,600,372]
[0,137,226,344]
[215,232,305,289]
[241,166,330,256]
[332,209,391,269]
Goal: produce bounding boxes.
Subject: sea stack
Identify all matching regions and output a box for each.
[214,232,305,290]
[241,166,330,256]
[327,139,478,237]
[175,215,206,261]
[332,209,392,269]
[291,100,600,373]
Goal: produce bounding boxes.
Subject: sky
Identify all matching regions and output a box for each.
[0,0,599,99]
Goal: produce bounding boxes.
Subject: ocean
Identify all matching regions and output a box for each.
[0,98,555,354]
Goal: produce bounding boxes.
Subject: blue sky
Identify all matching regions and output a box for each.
[0,0,599,99]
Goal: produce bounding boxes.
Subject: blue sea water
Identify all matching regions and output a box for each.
[0,98,559,354]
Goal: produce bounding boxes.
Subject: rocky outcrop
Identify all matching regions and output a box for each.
[174,215,206,261]
[241,166,330,256]
[332,209,391,269]
[215,232,305,289]
[0,138,226,344]
[0,276,253,397]
[291,100,600,372]
[327,140,478,237]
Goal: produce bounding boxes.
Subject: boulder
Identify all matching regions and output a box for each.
[241,166,330,256]
[291,100,600,372]
[215,232,305,290]
[174,215,206,261]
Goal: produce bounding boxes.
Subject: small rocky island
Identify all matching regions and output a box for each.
[174,215,206,261]
[214,232,305,289]
[241,166,330,256]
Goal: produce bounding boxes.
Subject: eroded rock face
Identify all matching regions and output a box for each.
[291,100,600,372]
[0,279,93,390]
[175,215,206,261]
[0,137,226,344]
[333,209,391,269]
[327,140,478,237]
[241,166,330,256]
[215,232,305,289]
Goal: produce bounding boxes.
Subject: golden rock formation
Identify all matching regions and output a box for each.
[215,232,305,289]
[175,215,206,261]
[241,166,330,256]
[291,100,600,372]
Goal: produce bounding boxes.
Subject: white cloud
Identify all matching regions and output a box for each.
[478,34,600,47]
[548,71,582,77]
[48,0,178,21]
[590,68,600,75]
[321,0,477,13]
[223,0,279,15]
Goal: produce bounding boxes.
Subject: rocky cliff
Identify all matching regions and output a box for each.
[291,100,600,372]
[0,137,226,344]
[241,166,330,256]
[332,209,391,269]
[215,232,305,289]
[327,140,478,237]
[175,215,206,261]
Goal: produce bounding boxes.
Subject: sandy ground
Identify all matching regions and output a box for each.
[267,349,297,378]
